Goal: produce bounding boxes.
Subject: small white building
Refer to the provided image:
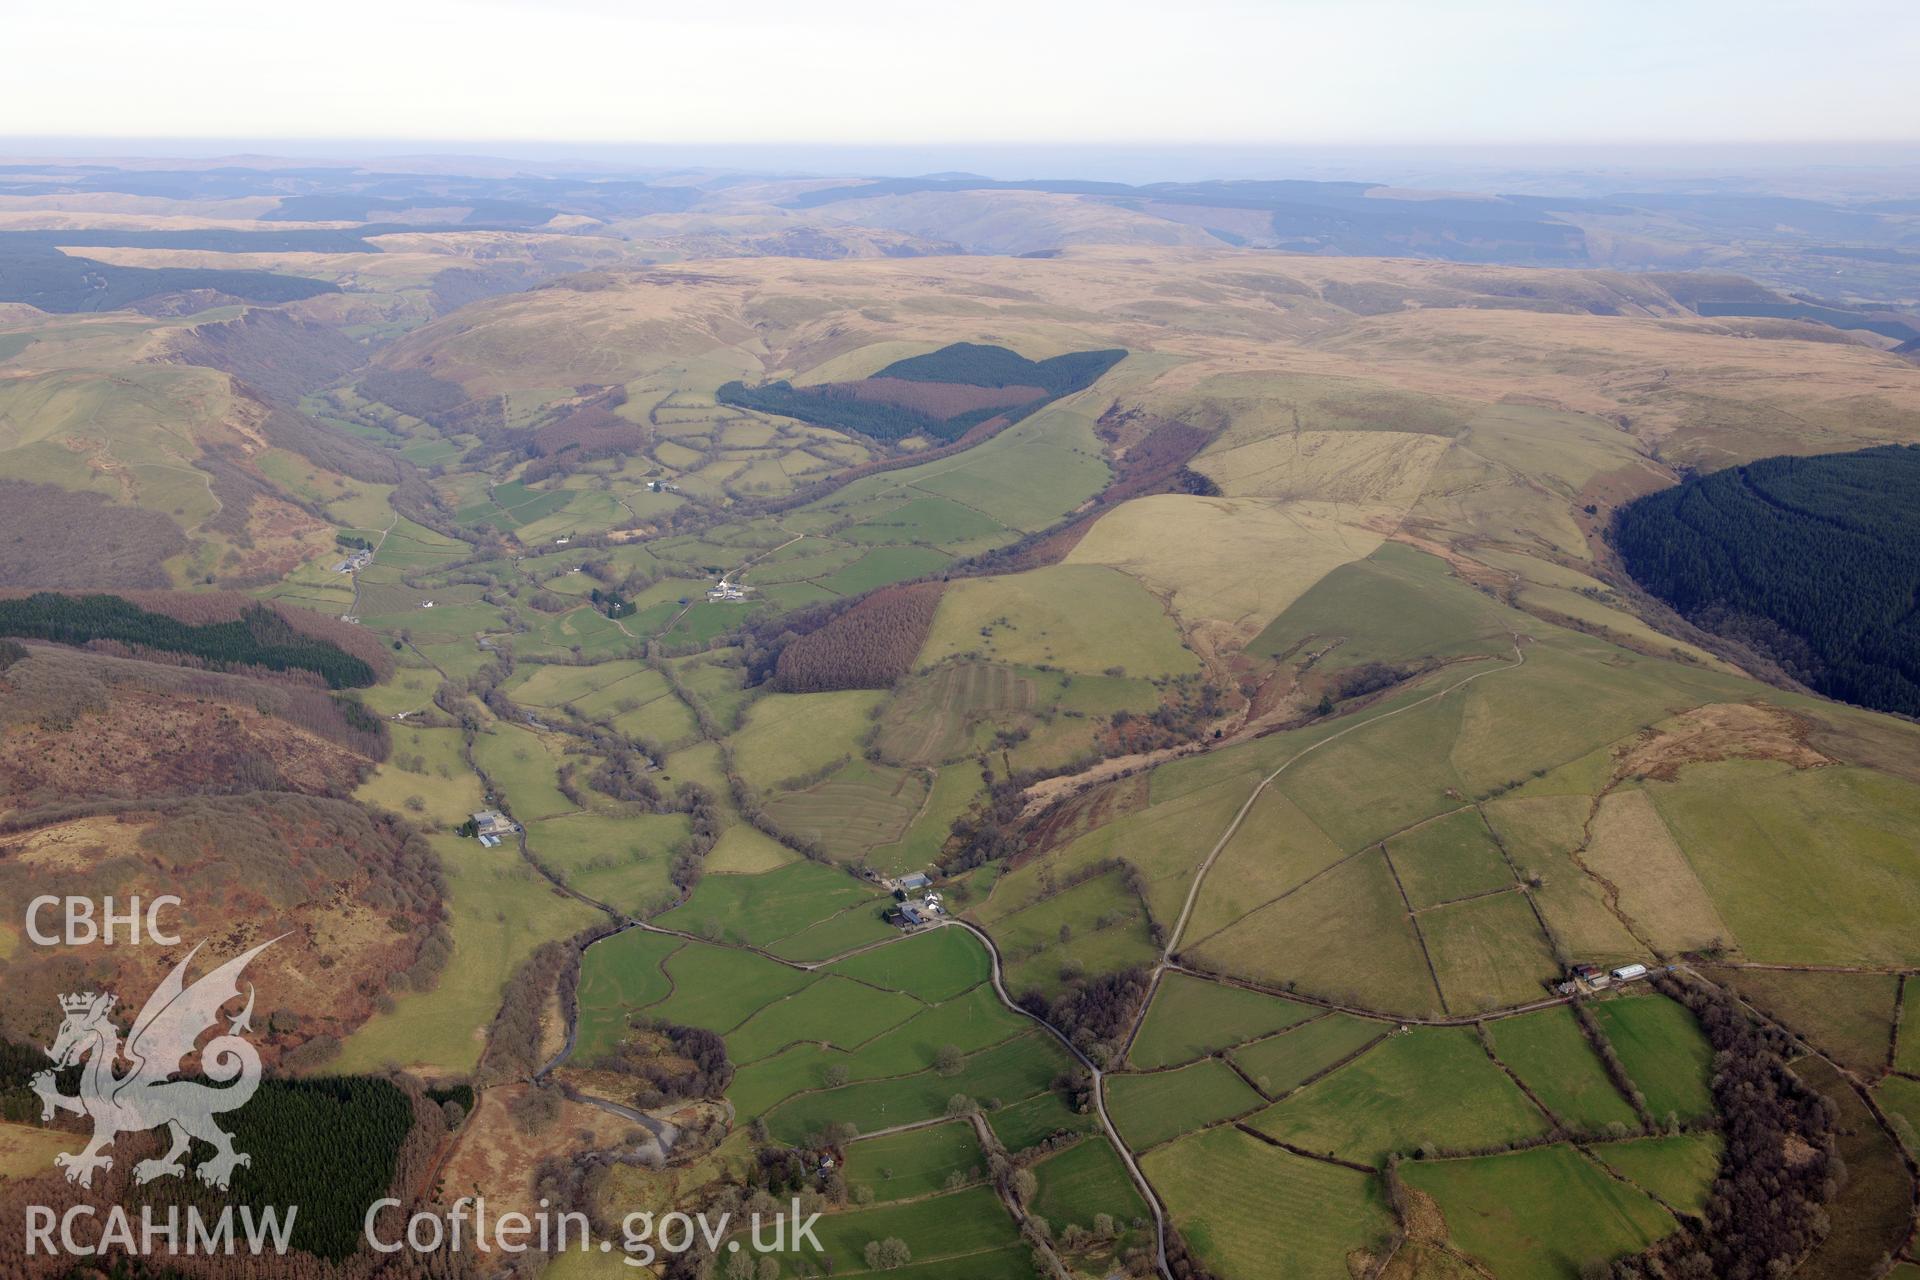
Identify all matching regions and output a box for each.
[707,579,747,602]
[1611,963,1650,984]
[471,809,519,840]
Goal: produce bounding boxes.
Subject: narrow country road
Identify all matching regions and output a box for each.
[947,919,1175,1280]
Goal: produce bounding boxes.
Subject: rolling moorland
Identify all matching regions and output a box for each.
[0,159,1918,1280]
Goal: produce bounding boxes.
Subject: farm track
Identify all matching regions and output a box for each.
[1164,961,1573,1029]
[1121,639,1533,1061]
[1159,635,1529,967]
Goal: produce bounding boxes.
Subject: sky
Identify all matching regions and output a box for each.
[5,0,1917,147]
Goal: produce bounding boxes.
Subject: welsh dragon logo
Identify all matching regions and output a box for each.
[31,937,278,1190]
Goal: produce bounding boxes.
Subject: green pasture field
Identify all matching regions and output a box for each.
[470,724,576,821]
[660,601,746,647]
[1227,1015,1387,1099]
[705,822,798,874]
[841,495,1009,548]
[874,661,1040,766]
[842,1121,987,1202]
[1179,789,1350,943]
[815,545,953,596]
[825,922,991,1004]
[524,604,637,660]
[1028,1135,1148,1233]
[1487,1007,1639,1130]
[866,764,982,877]
[413,640,490,682]
[518,491,624,543]
[1419,889,1560,1013]
[1877,1074,1920,1152]
[613,691,700,749]
[750,539,867,583]
[764,901,900,963]
[1484,794,1643,965]
[453,478,574,531]
[1186,850,1443,1018]
[1441,638,1752,805]
[1144,658,1493,808]
[1248,542,1512,667]
[572,928,683,1064]
[505,658,652,710]
[654,738,730,797]
[1388,808,1514,907]
[761,759,931,862]
[838,986,1032,1081]
[980,858,1132,932]
[728,1047,839,1122]
[334,835,601,1075]
[764,1032,1064,1144]
[732,690,888,792]
[1270,687,1470,855]
[647,941,816,1033]
[777,1184,1021,1274]
[1696,965,1898,1073]
[756,580,839,611]
[996,770,1254,943]
[574,666,678,723]
[668,653,754,730]
[1648,761,1920,967]
[527,812,687,916]
[1404,1145,1675,1280]
[1128,972,1318,1069]
[1590,995,1715,1122]
[1143,1125,1391,1280]
[905,426,1111,533]
[998,706,1105,775]
[1107,1059,1265,1150]
[726,976,923,1063]
[800,392,1108,535]
[1252,1026,1551,1166]
[722,977,1036,1126]
[656,859,883,948]
[353,662,440,717]
[919,564,1198,677]
[1590,1133,1723,1215]
[994,871,1157,999]
[355,725,483,826]
[989,1089,1095,1152]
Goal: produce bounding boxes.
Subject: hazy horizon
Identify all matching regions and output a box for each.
[6,0,1917,151]
[6,139,1920,197]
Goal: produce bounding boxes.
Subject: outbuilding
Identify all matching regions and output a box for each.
[470,809,520,839]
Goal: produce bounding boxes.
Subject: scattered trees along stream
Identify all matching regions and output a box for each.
[1613,443,1920,715]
